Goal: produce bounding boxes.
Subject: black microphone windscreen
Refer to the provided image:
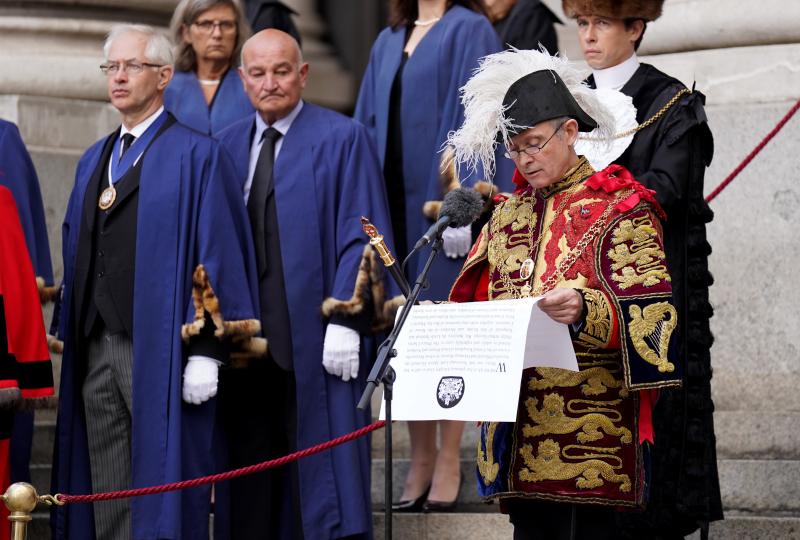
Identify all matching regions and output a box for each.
[439,187,484,227]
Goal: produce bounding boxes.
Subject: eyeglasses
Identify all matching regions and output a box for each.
[192,20,237,34]
[504,122,566,160]
[100,61,165,76]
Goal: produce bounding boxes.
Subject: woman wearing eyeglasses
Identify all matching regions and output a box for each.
[165,0,253,134]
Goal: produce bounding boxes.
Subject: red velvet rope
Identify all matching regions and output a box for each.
[706,97,800,203]
[59,420,386,504]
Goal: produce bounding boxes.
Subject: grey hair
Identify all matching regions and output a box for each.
[170,0,251,72]
[104,24,174,66]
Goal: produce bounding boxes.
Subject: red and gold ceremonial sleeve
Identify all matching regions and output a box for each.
[594,203,682,391]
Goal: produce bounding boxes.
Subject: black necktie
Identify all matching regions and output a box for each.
[247,127,294,369]
[247,127,282,274]
[120,133,135,158]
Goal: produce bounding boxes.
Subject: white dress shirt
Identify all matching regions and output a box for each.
[243,100,304,203]
[107,106,164,184]
[591,53,640,91]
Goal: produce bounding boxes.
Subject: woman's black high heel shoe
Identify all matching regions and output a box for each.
[392,484,431,513]
[422,474,462,513]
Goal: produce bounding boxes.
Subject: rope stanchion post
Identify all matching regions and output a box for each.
[2,482,39,540]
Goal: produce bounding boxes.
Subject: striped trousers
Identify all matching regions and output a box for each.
[82,329,133,540]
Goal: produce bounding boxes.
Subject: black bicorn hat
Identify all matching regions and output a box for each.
[501,70,598,135]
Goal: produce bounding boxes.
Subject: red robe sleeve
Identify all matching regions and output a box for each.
[0,186,54,403]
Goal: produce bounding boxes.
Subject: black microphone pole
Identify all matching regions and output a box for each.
[357,235,445,540]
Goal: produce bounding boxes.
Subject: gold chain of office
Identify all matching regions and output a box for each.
[500,190,628,299]
[581,88,691,141]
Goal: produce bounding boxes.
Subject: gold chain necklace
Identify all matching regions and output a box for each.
[529,193,626,297]
[580,88,691,141]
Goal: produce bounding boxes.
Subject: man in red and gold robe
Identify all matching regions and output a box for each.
[448,65,681,538]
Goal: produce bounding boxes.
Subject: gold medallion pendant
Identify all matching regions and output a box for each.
[98,186,116,210]
[520,258,534,280]
[519,258,534,298]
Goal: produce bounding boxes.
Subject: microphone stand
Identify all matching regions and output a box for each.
[357,236,444,540]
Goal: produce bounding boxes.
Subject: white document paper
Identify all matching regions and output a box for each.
[380,298,578,422]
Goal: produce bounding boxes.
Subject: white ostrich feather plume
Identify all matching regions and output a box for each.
[446,48,636,179]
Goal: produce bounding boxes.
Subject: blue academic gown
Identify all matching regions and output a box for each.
[164,70,253,135]
[217,103,396,540]
[354,5,515,300]
[0,119,53,286]
[52,116,260,540]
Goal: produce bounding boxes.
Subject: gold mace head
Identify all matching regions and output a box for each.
[361,217,378,239]
[2,482,38,513]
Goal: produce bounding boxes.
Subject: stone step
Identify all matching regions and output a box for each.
[715,411,800,460]
[371,421,480,460]
[372,510,513,540]
[13,511,800,540]
[372,512,800,540]
[31,419,55,467]
[371,457,800,515]
[372,411,800,461]
[686,515,800,540]
[30,464,51,496]
[719,459,800,515]
[371,458,481,508]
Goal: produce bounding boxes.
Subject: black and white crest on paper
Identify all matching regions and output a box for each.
[436,376,465,408]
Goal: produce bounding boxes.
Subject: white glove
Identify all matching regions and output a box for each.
[182,356,220,405]
[442,225,472,259]
[322,324,361,382]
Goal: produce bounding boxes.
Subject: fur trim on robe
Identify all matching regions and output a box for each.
[321,245,405,332]
[181,264,266,358]
[36,277,59,304]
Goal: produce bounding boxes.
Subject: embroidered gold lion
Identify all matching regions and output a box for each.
[628,302,677,373]
[522,394,632,444]
[490,242,530,276]
[477,422,500,486]
[494,198,536,232]
[611,218,658,245]
[607,243,664,272]
[530,367,621,397]
[518,439,631,492]
[607,216,670,290]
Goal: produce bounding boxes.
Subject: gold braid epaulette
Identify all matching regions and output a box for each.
[581,88,691,141]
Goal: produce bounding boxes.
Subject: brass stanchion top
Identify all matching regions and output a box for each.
[2,483,38,515]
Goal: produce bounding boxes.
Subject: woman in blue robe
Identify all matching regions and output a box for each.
[354,0,513,514]
[165,0,253,134]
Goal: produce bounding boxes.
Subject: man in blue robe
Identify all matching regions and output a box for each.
[52,24,261,540]
[0,118,55,492]
[216,29,398,540]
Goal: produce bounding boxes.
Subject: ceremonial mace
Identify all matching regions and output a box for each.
[360,217,411,298]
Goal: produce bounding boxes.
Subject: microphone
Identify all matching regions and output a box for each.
[413,187,483,250]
